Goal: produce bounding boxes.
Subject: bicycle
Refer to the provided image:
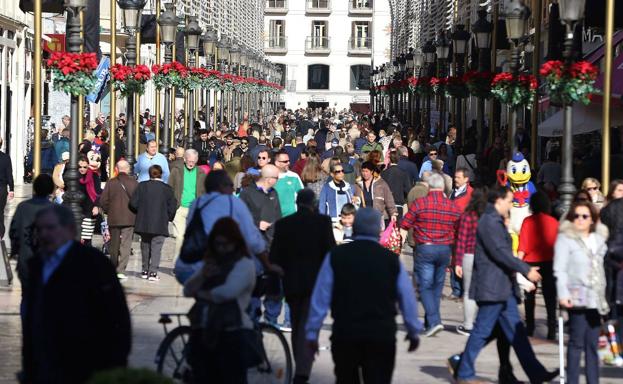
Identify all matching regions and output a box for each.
[155,312,293,383]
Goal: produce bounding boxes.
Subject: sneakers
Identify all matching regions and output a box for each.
[423,324,444,337]
[141,271,148,279]
[148,273,160,281]
[117,273,128,280]
[456,325,472,336]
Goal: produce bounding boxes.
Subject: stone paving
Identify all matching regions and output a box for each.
[1,185,623,383]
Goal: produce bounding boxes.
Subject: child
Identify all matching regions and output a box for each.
[333,203,356,244]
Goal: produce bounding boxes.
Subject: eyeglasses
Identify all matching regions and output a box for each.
[429,152,438,156]
[277,159,290,163]
[241,142,248,145]
[78,166,88,169]
[333,169,344,174]
[573,213,591,220]
[586,187,598,191]
[257,156,267,160]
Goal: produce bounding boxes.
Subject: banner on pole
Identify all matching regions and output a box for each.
[86,56,110,104]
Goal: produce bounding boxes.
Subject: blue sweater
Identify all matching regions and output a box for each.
[135,152,170,183]
[318,180,356,219]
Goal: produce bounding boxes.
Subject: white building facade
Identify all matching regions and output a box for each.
[264,0,391,112]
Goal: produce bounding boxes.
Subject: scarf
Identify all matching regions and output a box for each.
[334,180,347,195]
[575,235,610,315]
[79,170,98,203]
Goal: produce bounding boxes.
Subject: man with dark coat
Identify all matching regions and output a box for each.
[381,151,411,219]
[21,205,131,384]
[0,136,14,238]
[271,189,335,384]
[455,186,558,384]
[99,159,139,279]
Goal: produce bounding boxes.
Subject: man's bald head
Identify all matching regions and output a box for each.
[116,159,131,173]
[260,164,279,180]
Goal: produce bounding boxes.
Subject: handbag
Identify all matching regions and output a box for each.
[179,195,232,262]
[380,221,402,255]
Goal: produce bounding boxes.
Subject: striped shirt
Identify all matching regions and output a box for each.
[400,190,461,245]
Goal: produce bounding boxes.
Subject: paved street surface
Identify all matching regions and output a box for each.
[1,185,623,383]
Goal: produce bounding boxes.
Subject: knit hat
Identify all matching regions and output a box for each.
[353,208,382,237]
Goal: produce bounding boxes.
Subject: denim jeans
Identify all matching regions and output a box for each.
[414,244,451,328]
[457,296,548,381]
[567,309,600,384]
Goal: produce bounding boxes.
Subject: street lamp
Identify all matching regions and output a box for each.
[158,2,177,154]
[423,40,436,131]
[413,50,424,126]
[504,0,530,151]
[557,0,587,214]
[62,0,88,232]
[184,15,202,148]
[452,24,471,140]
[230,41,241,124]
[436,31,450,136]
[202,27,218,129]
[472,7,493,153]
[406,49,415,124]
[216,36,231,125]
[118,0,147,173]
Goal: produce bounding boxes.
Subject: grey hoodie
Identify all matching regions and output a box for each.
[553,220,609,314]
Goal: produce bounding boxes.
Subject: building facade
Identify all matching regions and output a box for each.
[264,0,391,111]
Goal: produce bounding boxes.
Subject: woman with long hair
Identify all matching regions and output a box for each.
[76,155,102,245]
[300,152,325,197]
[581,177,605,210]
[555,201,609,384]
[185,217,256,384]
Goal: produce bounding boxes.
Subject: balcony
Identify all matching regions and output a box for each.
[306,0,331,14]
[348,37,372,55]
[264,36,288,54]
[265,0,288,14]
[348,1,373,15]
[305,36,330,54]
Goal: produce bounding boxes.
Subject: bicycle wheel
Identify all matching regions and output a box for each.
[155,325,192,383]
[247,323,293,384]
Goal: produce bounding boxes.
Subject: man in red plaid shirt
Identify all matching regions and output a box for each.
[400,172,461,337]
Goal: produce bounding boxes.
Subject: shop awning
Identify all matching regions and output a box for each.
[538,103,623,137]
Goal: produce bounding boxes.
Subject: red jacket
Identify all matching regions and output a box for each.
[451,184,473,212]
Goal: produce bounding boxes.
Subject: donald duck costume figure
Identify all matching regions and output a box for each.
[498,152,537,234]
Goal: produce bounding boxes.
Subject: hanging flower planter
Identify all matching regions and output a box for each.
[46,52,98,96]
[463,70,494,99]
[151,61,189,90]
[491,72,537,109]
[540,60,598,106]
[408,77,433,96]
[430,77,448,96]
[109,64,151,97]
[445,76,470,98]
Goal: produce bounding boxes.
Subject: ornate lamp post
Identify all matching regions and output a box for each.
[62,0,88,230]
[391,58,399,117]
[505,0,530,151]
[398,53,407,122]
[239,47,250,120]
[229,41,241,125]
[557,0,586,214]
[413,51,424,126]
[118,0,147,173]
[158,2,177,154]
[184,16,202,147]
[452,24,470,141]
[472,7,493,153]
[406,49,414,124]
[423,40,436,132]
[203,27,218,130]
[379,64,385,112]
[216,36,231,126]
[436,31,450,137]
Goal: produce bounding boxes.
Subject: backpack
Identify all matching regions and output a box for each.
[179,195,230,263]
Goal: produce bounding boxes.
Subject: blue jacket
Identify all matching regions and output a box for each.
[318,180,357,219]
[54,137,70,162]
[470,204,531,303]
[135,152,170,183]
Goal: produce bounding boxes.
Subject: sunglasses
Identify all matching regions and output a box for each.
[586,187,598,191]
[241,141,248,145]
[429,152,438,156]
[573,213,591,220]
[277,159,290,163]
[333,169,344,174]
[79,166,88,169]
[257,156,267,160]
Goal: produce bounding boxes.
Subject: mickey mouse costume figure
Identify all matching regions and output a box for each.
[497,152,537,235]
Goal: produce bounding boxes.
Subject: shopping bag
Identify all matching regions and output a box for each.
[380,221,402,256]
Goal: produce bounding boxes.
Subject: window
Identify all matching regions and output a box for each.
[310,20,329,49]
[275,63,287,87]
[266,0,286,8]
[352,0,371,9]
[269,20,286,48]
[351,21,371,49]
[308,64,329,90]
[350,65,370,90]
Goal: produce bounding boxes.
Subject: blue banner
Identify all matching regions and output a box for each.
[86,56,110,104]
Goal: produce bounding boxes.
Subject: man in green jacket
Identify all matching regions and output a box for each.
[360,131,385,162]
[273,151,304,217]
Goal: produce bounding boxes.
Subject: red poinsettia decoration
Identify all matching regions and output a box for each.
[151,61,189,89]
[430,77,448,95]
[491,72,537,108]
[540,60,598,106]
[445,76,470,98]
[46,52,98,95]
[463,70,494,99]
[408,76,433,96]
[110,64,151,97]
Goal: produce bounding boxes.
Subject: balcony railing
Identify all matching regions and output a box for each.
[264,36,288,54]
[349,1,373,15]
[265,0,288,14]
[305,36,330,54]
[348,37,372,54]
[306,0,331,14]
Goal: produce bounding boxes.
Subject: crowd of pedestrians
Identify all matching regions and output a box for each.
[6,105,623,384]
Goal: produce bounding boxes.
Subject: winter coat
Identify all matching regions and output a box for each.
[380,164,411,205]
[54,137,70,161]
[600,198,623,305]
[470,204,531,303]
[168,166,206,209]
[239,184,282,245]
[356,177,397,220]
[554,220,610,314]
[99,173,138,227]
[318,180,358,218]
[129,179,177,236]
[450,184,474,212]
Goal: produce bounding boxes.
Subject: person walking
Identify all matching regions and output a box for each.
[184,218,256,384]
[20,205,131,384]
[399,172,460,336]
[53,128,70,162]
[357,161,397,224]
[555,201,610,384]
[10,174,54,291]
[517,191,559,339]
[273,151,304,217]
[271,189,336,384]
[455,186,558,384]
[450,167,473,212]
[129,165,177,281]
[99,159,139,279]
[318,162,359,220]
[76,155,102,246]
[0,137,14,238]
[135,140,170,183]
[381,150,411,219]
[305,208,422,384]
[168,149,206,257]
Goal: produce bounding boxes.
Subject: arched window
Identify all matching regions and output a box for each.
[350,65,370,90]
[308,64,329,90]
